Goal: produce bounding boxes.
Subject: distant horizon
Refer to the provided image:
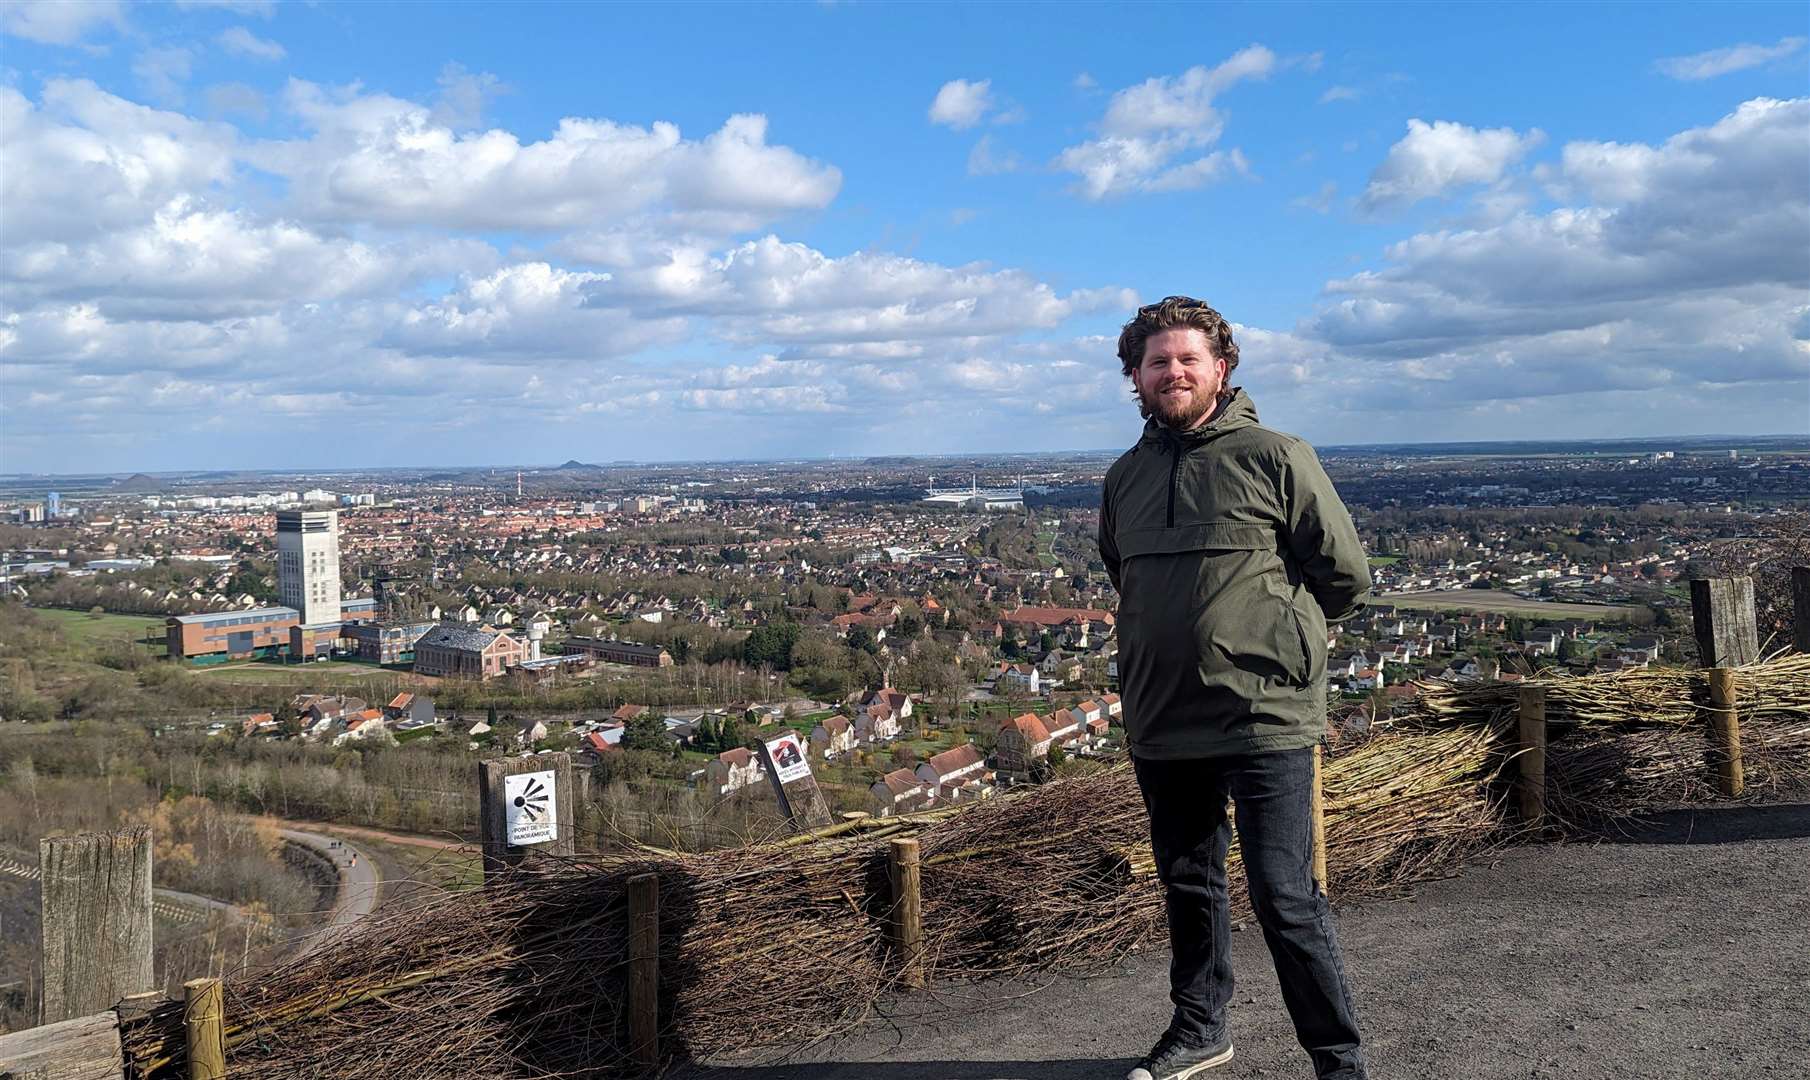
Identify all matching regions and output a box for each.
[6,430,1807,483]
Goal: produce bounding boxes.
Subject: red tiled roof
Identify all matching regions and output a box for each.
[923,743,983,776]
[878,768,923,797]
[1002,711,1051,743]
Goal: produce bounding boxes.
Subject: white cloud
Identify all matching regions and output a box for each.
[432,62,504,129]
[0,80,239,245]
[216,25,285,61]
[1291,180,1338,214]
[0,72,1152,470]
[386,262,678,361]
[173,1,276,15]
[6,196,491,319]
[1656,36,1806,81]
[594,234,1136,345]
[1055,45,1275,199]
[1358,118,1546,213]
[1302,97,1810,414]
[132,46,194,105]
[1318,85,1359,104]
[0,0,124,45]
[203,81,267,120]
[966,134,1020,175]
[928,78,994,129]
[1073,72,1097,91]
[261,81,842,231]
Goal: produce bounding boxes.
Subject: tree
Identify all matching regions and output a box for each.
[623,711,669,753]
[847,627,878,655]
[890,745,918,771]
[743,622,801,670]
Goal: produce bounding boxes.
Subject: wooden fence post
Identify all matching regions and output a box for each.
[476,753,575,884]
[39,825,154,1024]
[1310,744,1328,897]
[1690,576,1759,668]
[1705,667,1745,798]
[888,838,924,990]
[1792,566,1810,654]
[1516,686,1547,829]
[626,873,659,1068]
[183,977,225,1080]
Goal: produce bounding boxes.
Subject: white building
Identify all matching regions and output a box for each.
[276,509,341,627]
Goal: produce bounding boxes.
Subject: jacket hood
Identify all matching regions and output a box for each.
[1140,387,1259,450]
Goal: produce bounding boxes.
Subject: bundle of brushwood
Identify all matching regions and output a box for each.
[1404,652,1810,828]
[118,654,1810,1079]
[119,721,1511,1079]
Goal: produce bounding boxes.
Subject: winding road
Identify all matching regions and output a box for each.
[276,827,382,953]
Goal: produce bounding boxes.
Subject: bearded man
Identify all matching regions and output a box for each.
[1099,297,1372,1080]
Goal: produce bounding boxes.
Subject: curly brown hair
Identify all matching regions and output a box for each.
[1115,295,1240,377]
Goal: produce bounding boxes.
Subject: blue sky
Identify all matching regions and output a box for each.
[2,1,1806,474]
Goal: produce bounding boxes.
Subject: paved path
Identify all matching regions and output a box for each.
[277,827,381,953]
[684,801,1810,1080]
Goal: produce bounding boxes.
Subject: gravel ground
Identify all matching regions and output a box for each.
[684,801,1810,1080]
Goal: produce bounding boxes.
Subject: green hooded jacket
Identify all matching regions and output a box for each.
[1098,387,1371,759]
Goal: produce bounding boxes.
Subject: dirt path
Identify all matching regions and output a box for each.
[683,801,1810,1080]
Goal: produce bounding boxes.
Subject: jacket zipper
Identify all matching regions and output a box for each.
[1166,444,1182,527]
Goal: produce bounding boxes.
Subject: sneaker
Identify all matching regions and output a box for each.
[1125,1031,1235,1080]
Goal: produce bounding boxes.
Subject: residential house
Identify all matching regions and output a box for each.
[333,709,391,746]
[995,712,1053,775]
[704,747,765,796]
[995,662,1042,695]
[516,718,550,749]
[809,715,856,757]
[384,692,436,727]
[855,701,903,745]
[914,743,991,803]
[870,768,934,817]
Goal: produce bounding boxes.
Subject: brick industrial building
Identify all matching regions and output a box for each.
[558,637,674,667]
[412,624,528,679]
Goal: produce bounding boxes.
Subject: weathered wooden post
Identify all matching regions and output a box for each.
[1792,566,1810,654]
[39,825,154,1024]
[1690,576,1759,668]
[626,873,659,1067]
[888,837,924,990]
[1705,667,1745,798]
[1309,744,1328,896]
[183,977,225,1080]
[1516,686,1547,829]
[754,729,833,831]
[476,753,575,883]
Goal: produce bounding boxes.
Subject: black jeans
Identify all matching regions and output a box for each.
[1133,749,1366,1080]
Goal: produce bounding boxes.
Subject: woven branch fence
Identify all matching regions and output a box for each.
[118,653,1810,1079]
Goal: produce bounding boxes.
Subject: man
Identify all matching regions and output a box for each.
[1099,297,1371,1080]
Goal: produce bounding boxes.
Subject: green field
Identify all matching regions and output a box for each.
[33,607,168,656]
[34,607,165,642]
[1377,589,1644,621]
[193,661,400,684]
[1367,556,1403,566]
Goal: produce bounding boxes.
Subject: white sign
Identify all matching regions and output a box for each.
[503,769,558,845]
[764,732,812,784]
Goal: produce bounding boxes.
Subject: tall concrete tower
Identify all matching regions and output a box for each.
[276,509,341,627]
